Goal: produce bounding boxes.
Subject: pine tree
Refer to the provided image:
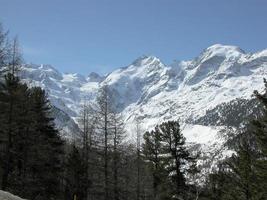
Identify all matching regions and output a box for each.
[205,164,231,200]
[186,156,201,200]
[210,78,267,200]
[224,132,258,200]
[136,118,141,200]
[0,76,64,199]
[25,87,64,200]
[251,78,267,198]
[65,144,88,200]
[7,81,32,196]
[221,78,267,199]
[159,121,193,200]
[0,34,22,190]
[143,126,163,200]
[0,73,22,190]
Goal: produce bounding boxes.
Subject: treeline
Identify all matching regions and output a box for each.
[202,82,267,200]
[0,23,267,200]
[67,85,200,200]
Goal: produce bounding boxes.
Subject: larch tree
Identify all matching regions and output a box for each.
[0,23,9,75]
[110,112,125,200]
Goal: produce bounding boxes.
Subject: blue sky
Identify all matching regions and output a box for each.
[1,0,267,75]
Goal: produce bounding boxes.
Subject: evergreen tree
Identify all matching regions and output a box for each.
[0,31,23,190]
[224,132,258,200]
[143,121,197,200]
[65,144,88,200]
[135,118,141,200]
[251,78,267,198]
[143,126,165,200]
[205,164,231,200]
[0,77,64,199]
[23,87,64,200]
[0,73,23,190]
[206,78,267,200]
[120,144,154,200]
[159,121,193,200]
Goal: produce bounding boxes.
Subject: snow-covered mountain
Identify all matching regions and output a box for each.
[20,44,267,163]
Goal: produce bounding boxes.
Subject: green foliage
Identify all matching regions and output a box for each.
[143,127,165,200]
[143,121,197,200]
[0,73,64,200]
[65,144,89,200]
[203,78,267,200]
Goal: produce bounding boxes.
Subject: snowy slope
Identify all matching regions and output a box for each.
[20,44,267,150]
[20,64,100,135]
[0,190,26,200]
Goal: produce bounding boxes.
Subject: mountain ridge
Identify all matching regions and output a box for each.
[19,44,267,147]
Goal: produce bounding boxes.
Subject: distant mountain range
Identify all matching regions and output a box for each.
[20,44,267,165]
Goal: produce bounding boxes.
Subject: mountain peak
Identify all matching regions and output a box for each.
[20,45,267,161]
[131,55,161,67]
[38,64,60,73]
[197,44,245,63]
[87,72,103,82]
[206,44,245,54]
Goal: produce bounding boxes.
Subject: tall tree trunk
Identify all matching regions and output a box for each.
[114,126,119,200]
[104,100,108,200]
[153,155,159,200]
[2,96,14,190]
[136,121,141,200]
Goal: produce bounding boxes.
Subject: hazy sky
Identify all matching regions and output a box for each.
[1,0,267,75]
